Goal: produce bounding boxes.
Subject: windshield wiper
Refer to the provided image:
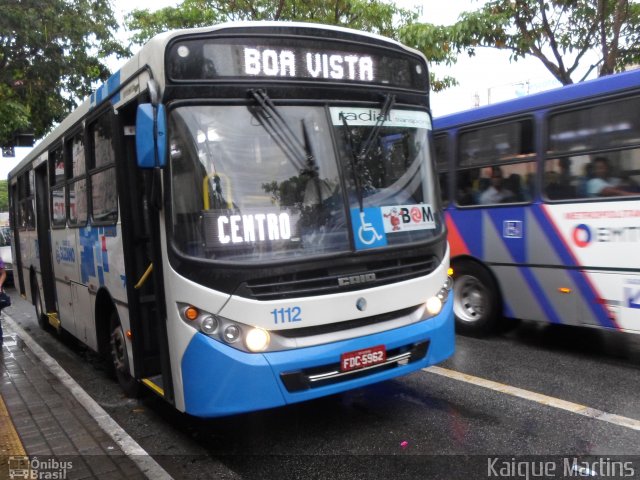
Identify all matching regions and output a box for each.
[342,93,396,212]
[358,93,396,160]
[249,89,323,204]
[249,89,308,172]
[341,115,365,212]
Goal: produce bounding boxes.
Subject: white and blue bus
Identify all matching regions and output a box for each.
[9,22,453,417]
[434,69,640,336]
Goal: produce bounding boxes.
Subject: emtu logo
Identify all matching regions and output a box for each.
[573,224,592,248]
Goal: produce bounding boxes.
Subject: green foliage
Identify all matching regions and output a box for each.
[125,0,471,89]
[400,0,640,85]
[127,0,418,45]
[0,180,8,212]
[0,0,129,145]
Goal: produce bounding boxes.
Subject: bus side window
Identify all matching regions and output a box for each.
[456,119,535,206]
[89,114,118,224]
[49,146,67,228]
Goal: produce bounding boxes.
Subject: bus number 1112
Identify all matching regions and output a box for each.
[271,306,302,324]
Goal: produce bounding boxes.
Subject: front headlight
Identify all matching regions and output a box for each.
[245,327,270,352]
[222,324,241,343]
[426,275,453,317]
[200,315,218,335]
[178,303,272,353]
[426,296,443,316]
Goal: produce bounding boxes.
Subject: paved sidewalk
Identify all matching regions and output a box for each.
[0,314,160,480]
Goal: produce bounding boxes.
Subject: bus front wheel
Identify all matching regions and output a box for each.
[109,312,142,398]
[452,261,501,336]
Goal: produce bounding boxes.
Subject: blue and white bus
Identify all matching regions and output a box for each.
[434,69,640,336]
[9,22,454,417]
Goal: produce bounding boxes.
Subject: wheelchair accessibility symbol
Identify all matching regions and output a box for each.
[351,208,387,250]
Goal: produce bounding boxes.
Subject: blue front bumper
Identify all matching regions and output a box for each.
[181,296,454,417]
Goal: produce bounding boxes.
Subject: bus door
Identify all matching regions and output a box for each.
[34,162,58,324]
[115,101,173,403]
[9,182,25,294]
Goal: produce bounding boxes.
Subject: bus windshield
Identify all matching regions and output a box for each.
[169,104,440,262]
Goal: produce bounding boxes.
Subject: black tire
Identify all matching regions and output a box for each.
[31,276,50,330]
[109,311,143,398]
[452,260,501,336]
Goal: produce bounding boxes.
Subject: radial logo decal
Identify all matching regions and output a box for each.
[572,224,592,248]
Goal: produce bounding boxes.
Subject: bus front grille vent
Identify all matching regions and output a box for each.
[242,255,438,301]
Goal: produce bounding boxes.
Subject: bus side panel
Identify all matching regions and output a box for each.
[537,203,636,330]
[447,204,617,329]
[50,228,79,336]
[582,271,640,332]
[77,224,128,355]
[78,224,127,303]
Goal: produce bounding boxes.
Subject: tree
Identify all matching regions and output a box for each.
[127,0,416,44]
[400,0,640,86]
[0,180,7,212]
[125,0,456,91]
[0,0,129,145]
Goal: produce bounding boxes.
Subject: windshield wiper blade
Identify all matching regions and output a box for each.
[341,115,365,212]
[250,89,324,206]
[301,120,323,205]
[341,93,396,212]
[248,89,307,172]
[358,93,396,160]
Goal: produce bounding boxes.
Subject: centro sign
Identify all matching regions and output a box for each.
[218,212,291,244]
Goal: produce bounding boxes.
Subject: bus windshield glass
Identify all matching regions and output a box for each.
[169,104,440,262]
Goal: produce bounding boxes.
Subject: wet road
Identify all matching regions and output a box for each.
[5,288,640,479]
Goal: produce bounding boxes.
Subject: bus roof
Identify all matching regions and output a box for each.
[10,21,426,180]
[433,68,640,131]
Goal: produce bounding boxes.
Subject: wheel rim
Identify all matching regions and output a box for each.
[110,325,128,374]
[453,274,489,323]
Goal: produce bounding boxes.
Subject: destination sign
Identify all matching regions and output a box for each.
[201,209,300,250]
[168,36,428,89]
[243,48,373,81]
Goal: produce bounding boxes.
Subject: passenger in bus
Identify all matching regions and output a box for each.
[586,157,636,197]
[504,173,524,202]
[479,167,514,204]
[456,170,476,205]
[544,158,576,200]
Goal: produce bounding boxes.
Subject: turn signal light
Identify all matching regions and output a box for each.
[184,306,199,321]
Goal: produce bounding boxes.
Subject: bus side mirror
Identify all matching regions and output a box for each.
[136,103,167,169]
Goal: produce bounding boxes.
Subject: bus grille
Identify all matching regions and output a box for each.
[242,255,438,300]
[280,340,429,392]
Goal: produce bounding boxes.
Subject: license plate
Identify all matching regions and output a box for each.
[340,345,386,372]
